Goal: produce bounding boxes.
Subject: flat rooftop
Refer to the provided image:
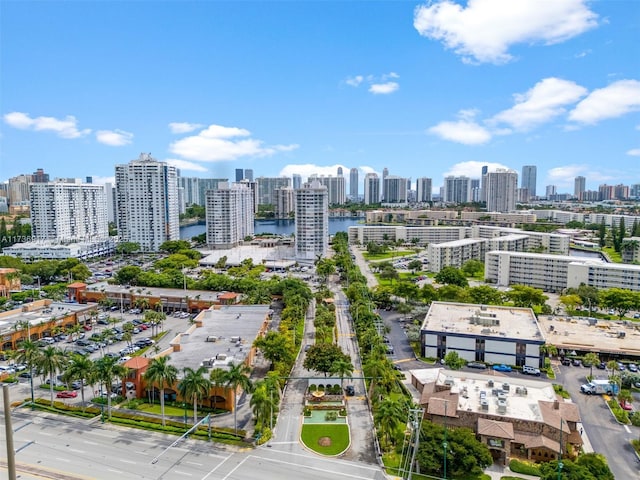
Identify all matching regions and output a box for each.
[410,368,558,423]
[169,305,270,373]
[430,238,486,248]
[537,315,640,356]
[0,302,92,337]
[199,245,296,268]
[85,282,223,303]
[421,301,544,342]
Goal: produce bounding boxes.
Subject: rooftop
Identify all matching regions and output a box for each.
[199,245,296,268]
[85,281,223,303]
[537,315,640,356]
[421,301,544,342]
[410,368,577,426]
[0,301,92,337]
[168,304,271,373]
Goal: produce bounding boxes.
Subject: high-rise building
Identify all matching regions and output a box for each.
[485,169,518,212]
[274,187,295,219]
[7,174,31,206]
[31,168,50,183]
[521,165,537,198]
[337,167,343,177]
[349,168,359,200]
[614,184,629,200]
[443,176,471,204]
[383,176,409,203]
[30,180,108,242]
[480,165,489,203]
[178,176,200,206]
[416,177,432,203]
[205,182,254,249]
[115,153,179,252]
[235,168,244,182]
[308,175,346,205]
[631,184,640,199]
[256,177,291,205]
[546,185,557,198]
[470,179,481,203]
[244,169,254,182]
[574,176,586,198]
[104,182,116,224]
[295,180,328,261]
[364,173,380,205]
[382,167,389,201]
[292,174,302,190]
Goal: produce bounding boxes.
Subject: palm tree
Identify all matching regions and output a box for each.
[250,380,276,430]
[15,339,41,406]
[94,356,127,419]
[177,366,211,425]
[65,353,95,411]
[209,367,227,410]
[374,397,405,447]
[583,352,600,379]
[330,357,354,389]
[38,346,67,406]
[222,362,253,435]
[143,356,178,426]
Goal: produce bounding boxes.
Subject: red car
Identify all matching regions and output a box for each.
[56,391,78,399]
[83,324,92,331]
[620,400,633,411]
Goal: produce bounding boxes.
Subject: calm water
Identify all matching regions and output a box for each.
[180,217,363,240]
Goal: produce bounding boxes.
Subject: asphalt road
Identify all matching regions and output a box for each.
[0,408,385,480]
[554,362,640,479]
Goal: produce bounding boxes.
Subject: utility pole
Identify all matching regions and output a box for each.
[401,407,424,480]
[3,385,17,480]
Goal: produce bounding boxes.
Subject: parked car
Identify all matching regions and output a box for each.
[620,400,633,411]
[572,358,582,367]
[18,371,32,379]
[628,363,638,372]
[56,390,78,399]
[596,362,606,370]
[492,364,512,372]
[561,358,571,366]
[70,380,82,390]
[344,385,355,396]
[466,362,487,370]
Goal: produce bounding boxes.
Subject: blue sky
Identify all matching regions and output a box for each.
[1,0,639,194]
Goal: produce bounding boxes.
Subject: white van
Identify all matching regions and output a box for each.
[522,366,541,376]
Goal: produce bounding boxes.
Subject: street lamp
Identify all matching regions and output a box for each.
[443,400,448,480]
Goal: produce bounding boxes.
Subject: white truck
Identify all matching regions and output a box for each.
[580,379,619,395]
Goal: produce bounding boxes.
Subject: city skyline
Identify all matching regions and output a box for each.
[1,1,639,192]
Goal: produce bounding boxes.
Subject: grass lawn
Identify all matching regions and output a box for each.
[602,247,622,263]
[301,423,349,456]
[363,250,414,261]
[134,403,193,417]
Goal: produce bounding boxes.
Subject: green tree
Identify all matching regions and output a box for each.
[444,351,465,370]
[94,356,127,418]
[461,259,484,278]
[250,379,277,430]
[506,284,548,308]
[143,356,178,426]
[303,343,350,377]
[599,288,638,319]
[559,294,583,312]
[434,267,468,287]
[468,285,503,305]
[538,453,614,480]
[598,219,606,247]
[253,331,294,368]
[329,356,354,388]
[407,259,422,273]
[583,352,599,378]
[115,242,140,255]
[159,240,191,254]
[178,366,211,425]
[64,353,95,410]
[37,346,67,406]
[374,397,405,447]
[221,362,253,435]
[315,258,336,281]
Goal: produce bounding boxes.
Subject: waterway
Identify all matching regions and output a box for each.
[180,217,363,240]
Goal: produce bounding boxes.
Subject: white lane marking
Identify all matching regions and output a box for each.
[221,457,249,480]
[174,470,193,476]
[200,453,233,480]
[119,459,136,464]
[250,455,373,479]
[68,448,85,454]
[186,461,203,466]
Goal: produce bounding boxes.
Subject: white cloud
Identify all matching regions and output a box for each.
[3,111,91,138]
[345,72,400,94]
[627,148,640,157]
[170,124,298,162]
[345,75,364,87]
[165,158,209,172]
[546,164,587,183]
[568,79,640,124]
[428,119,491,145]
[413,0,598,64]
[89,175,115,185]
[369,82,399,95]
[490,77,588,131]
[169,122,204,134]
[442,161,509,178]
[96,129,133,146]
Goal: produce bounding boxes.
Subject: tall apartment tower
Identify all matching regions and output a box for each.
[205,182,254,249]
[274,186,295,219]
[383,176,409,203]
[521,165,537,198]
[295,180,328,261]
[115,153,179,252]
[337,167,343,177]
[104,182,116,224]
[292,174,302,190]
[30,181,108,241]
[256,177,291,206]
[235,168,244,182]
[7,175,31,207]
[480,165,489,203]
[485,169,518,212]
[443,176,471,204]
[364,173,380,205]
[308,175,345,205]
[574,176,586,199]
[416,177,432,203]
[31,168,50,183]
[382,167,389,201]
[349,168,359,200]
[244,169,254,182]
[546,185,557,199]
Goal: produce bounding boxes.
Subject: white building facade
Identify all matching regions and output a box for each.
[205,182,254,249]
[295,181,329,261]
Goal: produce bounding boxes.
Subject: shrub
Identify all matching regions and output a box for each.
[308,384,316,392]
[303,407,311,416]
[325,411,338,421]
[630,411,640,427]
[339,408,347,416]
[509,459,541,476]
